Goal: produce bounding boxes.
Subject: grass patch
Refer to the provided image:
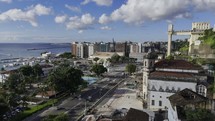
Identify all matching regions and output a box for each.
[12,99,57,121]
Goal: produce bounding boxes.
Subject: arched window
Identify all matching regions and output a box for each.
[151,85,157,91]
[159,86,164,92]
[150,61,153,67]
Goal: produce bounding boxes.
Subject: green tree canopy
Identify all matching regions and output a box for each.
[46,65,85,92]
[126,64,136,74]
[93,57,100,63]
[199,28,215,49]
[58,52,75,59]
[19,65,33,77]
[185,108,214,121]
[110,54,120,63]
[91,64,107,76]
[32,64,44,78]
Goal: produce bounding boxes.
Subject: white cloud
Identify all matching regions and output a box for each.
[55,15,67,23]
[78,30,83,34]
[81,0,113,6]
[0,4,51,27]
[100,26,111,30]
[0,0,12,3]
[65,4,81,13]
[101,0,215,25]
[192,0,215,11]
[65,13,95,30]
[99,14,110,24]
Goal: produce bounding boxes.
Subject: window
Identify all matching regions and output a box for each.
[197,85,206,97]
[152,95,154,97]
[151,100,155,106]
[160,96,162,98]
[150,61,153,67]
[165,86,170,92]
[159,101,162,106]
[151,85,157,91]
[159,86,164,92]
[177,87,181,92]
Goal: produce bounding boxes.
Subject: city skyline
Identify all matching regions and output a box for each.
[0,0,215,43]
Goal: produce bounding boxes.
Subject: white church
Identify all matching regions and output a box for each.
[142,54,208,111]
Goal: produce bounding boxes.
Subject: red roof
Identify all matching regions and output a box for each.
[149,71,198,82]
[155,60,202,70]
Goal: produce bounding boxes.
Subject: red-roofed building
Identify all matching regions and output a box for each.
[142,53,209,111]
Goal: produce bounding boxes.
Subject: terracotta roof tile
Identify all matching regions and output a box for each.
[169,88,208,106]
[155,60,202,70]
[149,71,198,82]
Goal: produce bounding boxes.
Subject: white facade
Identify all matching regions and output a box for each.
[138,43,142,53]
[0,73,9,83]
[142,58,155,102]
[192,22,210,30]
[88,44,94,57]
[129,53,144,63]
[77,43,84,58]
[148,79,197,110]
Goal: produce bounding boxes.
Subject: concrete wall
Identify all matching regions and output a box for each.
[148,79,196,110]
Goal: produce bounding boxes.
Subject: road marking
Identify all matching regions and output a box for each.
[64,102,81,114]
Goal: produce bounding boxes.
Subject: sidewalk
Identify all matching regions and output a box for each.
[96,87,143,116]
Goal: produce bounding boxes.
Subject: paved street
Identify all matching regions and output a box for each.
[24,76,124,121]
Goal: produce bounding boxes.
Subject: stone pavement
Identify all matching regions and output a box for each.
[96,87,143,116]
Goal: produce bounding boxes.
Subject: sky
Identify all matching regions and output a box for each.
[0,0,215,43]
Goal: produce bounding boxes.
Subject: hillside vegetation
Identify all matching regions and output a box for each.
[199,28,215,49]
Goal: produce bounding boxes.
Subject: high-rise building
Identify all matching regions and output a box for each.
[71,42,89,58]
[130,43,140,53]
[71,42,78,56]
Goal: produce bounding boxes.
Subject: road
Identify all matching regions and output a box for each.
[24,74,124,121]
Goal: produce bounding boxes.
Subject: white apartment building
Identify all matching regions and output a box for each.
[88,44,94,57]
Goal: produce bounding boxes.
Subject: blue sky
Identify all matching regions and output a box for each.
[0,0,215,43]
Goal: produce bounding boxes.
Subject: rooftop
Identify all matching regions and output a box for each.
[155,60,202,70]
[149,71,199,82]
[169,88,208,106]
[123,108,149,121]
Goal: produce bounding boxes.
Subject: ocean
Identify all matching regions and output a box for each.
[0,43,71,68]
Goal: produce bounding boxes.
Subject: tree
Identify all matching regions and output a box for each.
[1,67,5,71]
[19,65,34,87]
[93,57,100,63]
[58,52,75,59]
[185,108,214,121]
[199,28,215,49]
[19,65,33,77]
[166,55,174,60]
[126,64,136,74]
[32,64,44,81]
[54,114,69,121]
[5,73,21,92]
[91,64,107,76]
[110,54,120,63]
[46,65,85,93]
[0,93,9,119]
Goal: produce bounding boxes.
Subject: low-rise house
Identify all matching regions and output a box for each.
[0,70,16,83]
[168,88,212,121]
